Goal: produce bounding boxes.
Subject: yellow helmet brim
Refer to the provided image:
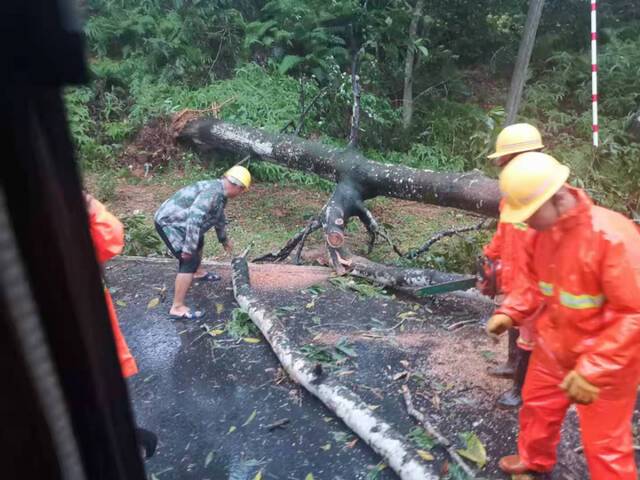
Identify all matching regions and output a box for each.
[487,141,545,159]
[500,165,570,224]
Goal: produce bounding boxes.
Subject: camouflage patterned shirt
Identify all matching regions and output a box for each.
[154,180,228,254]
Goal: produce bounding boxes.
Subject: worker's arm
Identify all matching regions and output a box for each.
[212,199,228,245]
[494,234,541,325]
[87,195,124,263]
[182,189,216,255]
[575,238,640,388]
[482,222,503,261]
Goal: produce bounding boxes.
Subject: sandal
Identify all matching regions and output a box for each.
[194,272,221,282]
[169,309,205,320]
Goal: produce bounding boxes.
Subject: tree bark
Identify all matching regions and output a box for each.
[505,0,545,125]
[231,257,437,480]
[178,118,500,217]
[350,256,472,289]
[402,0,425,130]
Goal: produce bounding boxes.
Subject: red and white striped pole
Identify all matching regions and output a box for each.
[591,0,599,147]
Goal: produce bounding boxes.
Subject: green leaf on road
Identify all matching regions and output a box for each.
[204,450,215,468]
[242,409,257,426]
[457,432,487,468]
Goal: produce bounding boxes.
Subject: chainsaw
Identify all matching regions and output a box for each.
[414,257,500,297]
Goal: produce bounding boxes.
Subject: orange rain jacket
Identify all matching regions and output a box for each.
[484,199,538,349]
[483,200,536,295]
[497,187,640,396]
[88,198,138,378]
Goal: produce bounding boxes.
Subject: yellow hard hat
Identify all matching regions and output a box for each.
[488,123,544,160]
[499,152,570,224]
[224,165,251,189]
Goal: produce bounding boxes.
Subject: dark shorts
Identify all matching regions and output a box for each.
[155,222,203,274]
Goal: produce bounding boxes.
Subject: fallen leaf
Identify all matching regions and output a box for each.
[305,474,314,480]
[400,360,410,368]
[216,303,224,315]
[432,392,441,410]
[242,410,257,427]
[116,300,127,307]
[227,425,236,434]
[337,370,355,376]
[323,416,334,423]
[320,443,331,451]
[346,438,358,449]
[147,297,160,309]
[392,371,409,381]
[243,337,261,344]
[457,432,487,468]
[252,470,263,480]
[204,450,215,468]
[306,300,316,309]
[207,329,224,336]
[416,449,434,461]
[368,405,380,411]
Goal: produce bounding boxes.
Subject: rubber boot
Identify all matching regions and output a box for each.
[487,328,518,379]
[497,347,531,409]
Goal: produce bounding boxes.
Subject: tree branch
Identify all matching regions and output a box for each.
[404,219,490,259]
[402,385,476,478]
[232,257,438,480]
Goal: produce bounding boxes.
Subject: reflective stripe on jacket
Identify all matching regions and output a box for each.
[497,187,640,394]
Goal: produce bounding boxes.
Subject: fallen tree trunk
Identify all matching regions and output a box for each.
[350,256,472,289]
[232,256,437,480]
[178,118,500,217]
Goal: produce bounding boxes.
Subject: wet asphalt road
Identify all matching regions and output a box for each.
[109,259,397,480]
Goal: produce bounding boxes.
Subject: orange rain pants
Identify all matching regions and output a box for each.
[519,348,637,478]
[88,197,138,378]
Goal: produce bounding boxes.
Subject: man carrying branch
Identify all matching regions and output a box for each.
[154,166,251,319]
[487,152,640,479]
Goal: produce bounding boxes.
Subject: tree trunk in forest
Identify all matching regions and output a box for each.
[402,0,425,130]
[177,118,500,217]
[231,256,437,480]
[504,0,545,126]
[349,47,363,147]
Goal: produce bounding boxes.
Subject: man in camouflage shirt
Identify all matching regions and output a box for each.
[155,166,251,319]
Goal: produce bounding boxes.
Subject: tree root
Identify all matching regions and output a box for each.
[231,257,437,480]
[402,385,476,478]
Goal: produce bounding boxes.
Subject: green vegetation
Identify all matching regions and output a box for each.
[71,0,640,268]
[121,214,165,256]
[228,308,260,339]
